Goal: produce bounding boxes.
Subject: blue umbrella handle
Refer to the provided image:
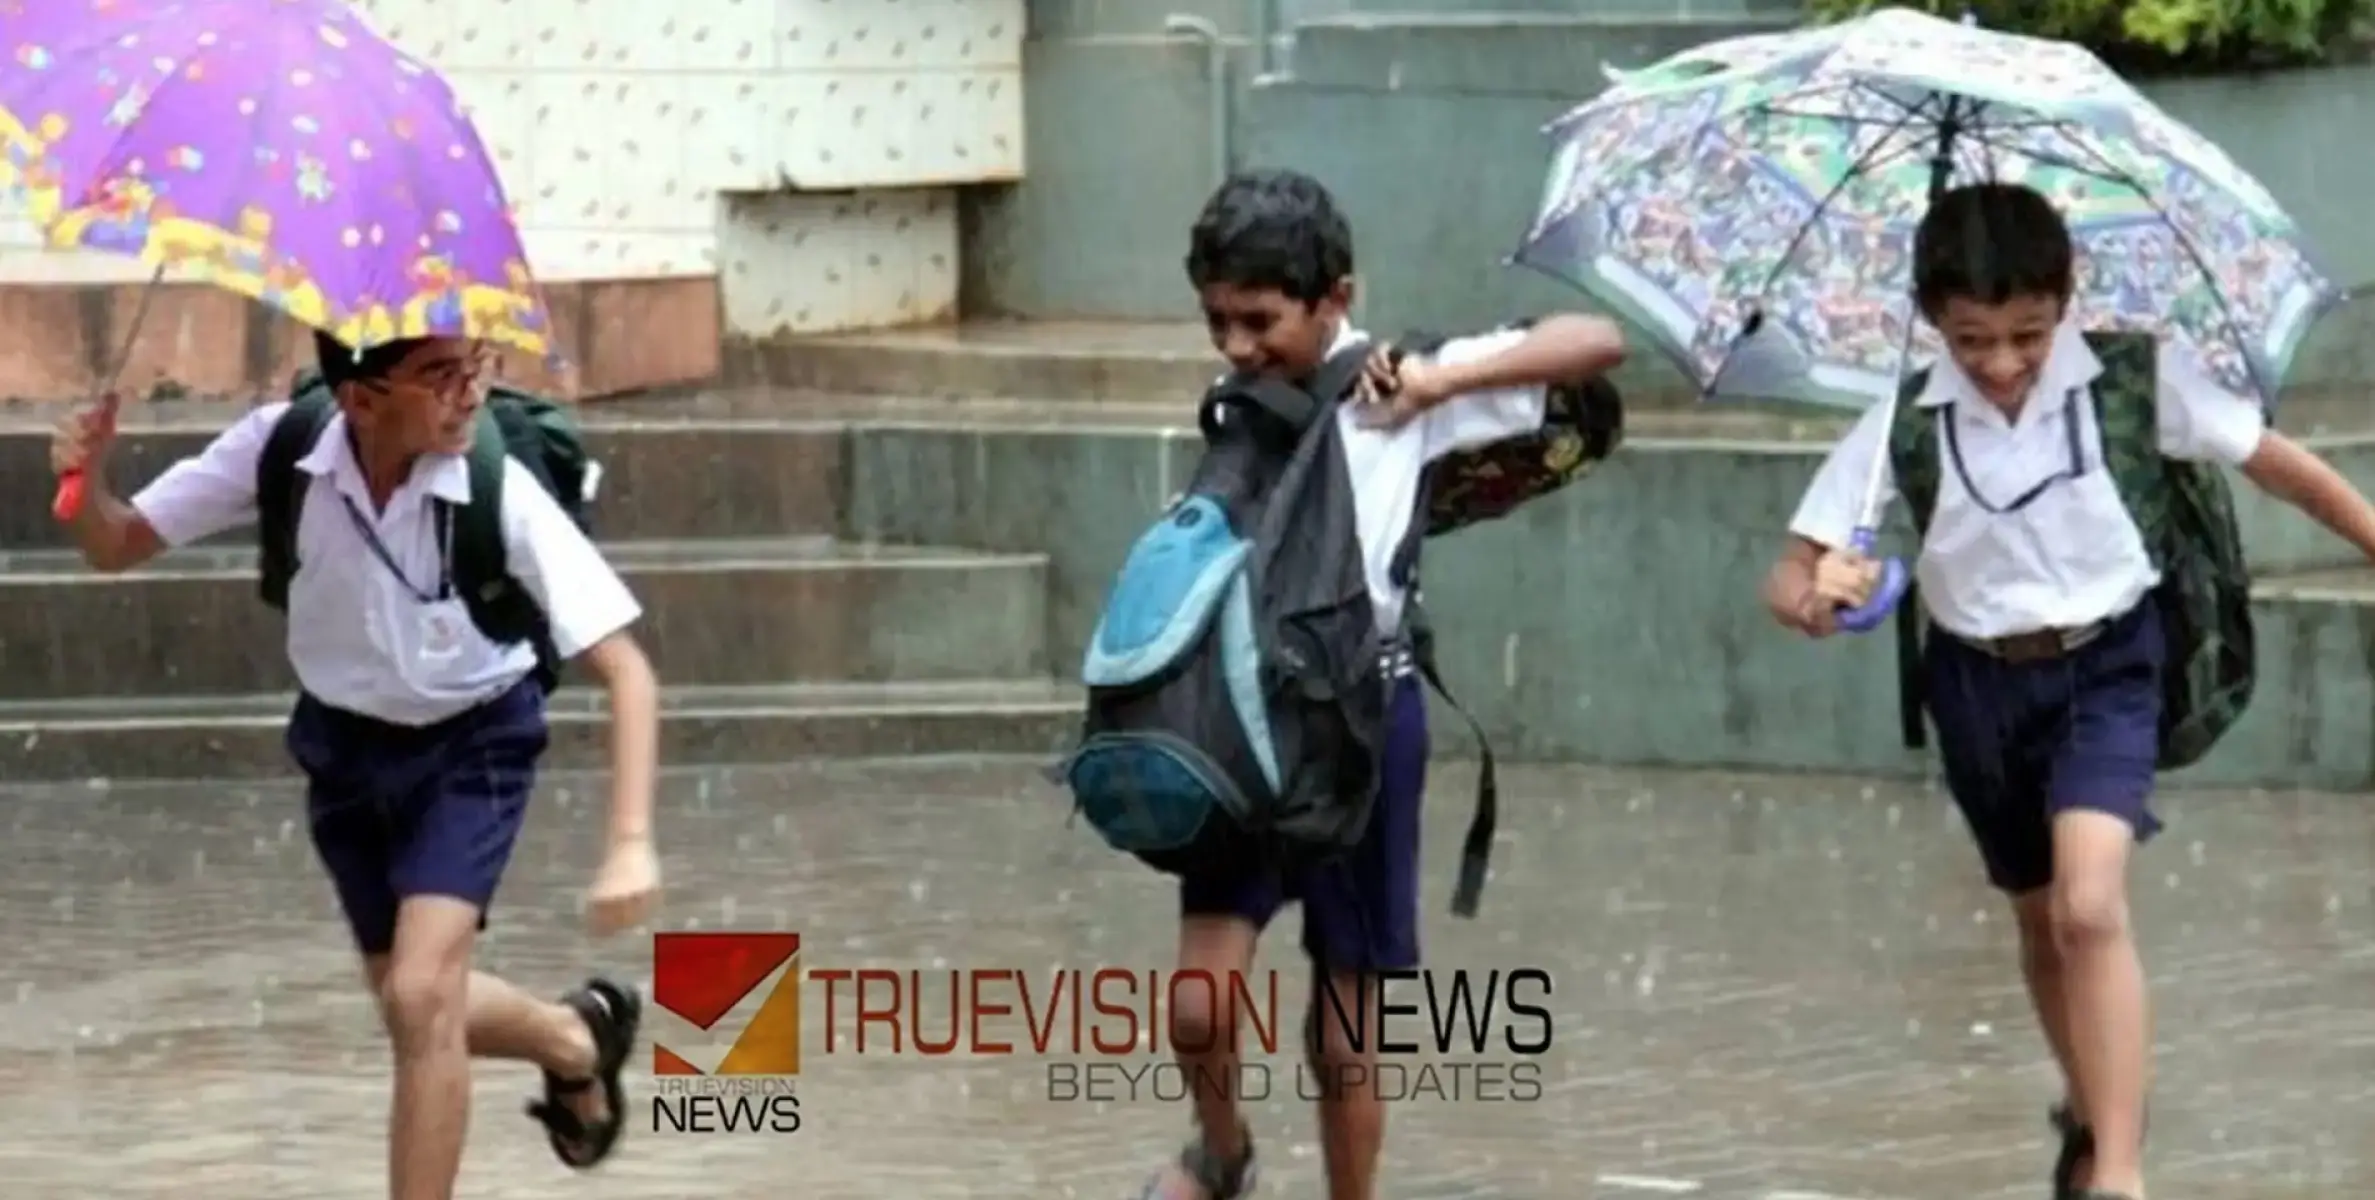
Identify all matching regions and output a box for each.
[1833,526,1909,634]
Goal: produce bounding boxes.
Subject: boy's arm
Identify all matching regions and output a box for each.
[76,403,283,572]
[1403,314,1627,457]
[496,464,657,851]
[2152,343,2375,556]
[1769,402,1896,637]
[2240,433,2375,556]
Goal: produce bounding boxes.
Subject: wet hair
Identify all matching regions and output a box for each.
[1911,182,2075,316]
[1184,168,1354,306]
[314,331,429,391]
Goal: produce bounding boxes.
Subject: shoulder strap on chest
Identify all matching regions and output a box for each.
[449,404,516,607]
[1885,365,1941,535]
[2082,329,2167,546]
[254,385,338,611]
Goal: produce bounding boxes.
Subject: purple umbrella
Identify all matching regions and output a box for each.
[0,0,554,357]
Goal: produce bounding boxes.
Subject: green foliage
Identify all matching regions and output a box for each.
[1800,0,2374,75]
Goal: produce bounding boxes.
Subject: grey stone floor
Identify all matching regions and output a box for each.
[0,760,2370,1198]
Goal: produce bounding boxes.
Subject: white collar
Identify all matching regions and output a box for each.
[295,411,473,504]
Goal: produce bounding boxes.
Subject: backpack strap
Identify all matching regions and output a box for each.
[254,385,338,611]
[1883,366,1938,753]
[449,402,547,650]
[1409,612,1500,919]
[1200,338,1374,442]
[2080,330,2165,556]
[1377,326,1500,918]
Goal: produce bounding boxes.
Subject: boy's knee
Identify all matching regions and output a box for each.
[2048,875,2130,950]
[1304,970,1377,1071]
[1172,917,1258,1057]
[378,955,467,1047]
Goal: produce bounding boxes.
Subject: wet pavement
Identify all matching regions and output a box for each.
[2,759,2371,1199]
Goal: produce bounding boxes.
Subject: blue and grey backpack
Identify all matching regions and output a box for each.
[1058,342,1387,882]
[1058,326,1624,917]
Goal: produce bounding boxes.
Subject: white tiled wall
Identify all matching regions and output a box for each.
[0,0,1022,333]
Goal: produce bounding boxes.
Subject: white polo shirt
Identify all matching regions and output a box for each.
[131,402,643,727]
[1788,321,2265,640]
[1331,324,1549,632]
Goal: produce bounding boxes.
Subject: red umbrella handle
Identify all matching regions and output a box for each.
[52,472,88,523]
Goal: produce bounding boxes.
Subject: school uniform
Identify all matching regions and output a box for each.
[1788,321,2263,891]
[1180,324,1547,970]
[131,402,642,953]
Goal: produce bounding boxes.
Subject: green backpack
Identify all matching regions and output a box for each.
[1886,330,2255,771]
[254,369,596,686]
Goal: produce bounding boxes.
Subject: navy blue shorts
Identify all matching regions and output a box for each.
[287,679,548,955]
[1179,673,1429,973]
[1924,600,2165,895]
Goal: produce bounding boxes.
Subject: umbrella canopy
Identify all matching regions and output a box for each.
[0,0,555,357]
[1516,6,2341,411]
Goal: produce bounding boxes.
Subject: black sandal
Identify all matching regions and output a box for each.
[1135,1126,1257,1200]
[526,977,642,1170]
[2049,1101,2149,1200]
[2050,1103,2094,1200]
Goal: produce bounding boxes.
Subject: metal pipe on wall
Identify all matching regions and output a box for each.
[1161,14,1232,190]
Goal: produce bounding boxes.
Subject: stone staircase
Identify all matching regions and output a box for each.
[0,406,1080,782]
[15,317,2375,793]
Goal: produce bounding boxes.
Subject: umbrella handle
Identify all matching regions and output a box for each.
[1834,526,1909,634]
[51,472,88,523]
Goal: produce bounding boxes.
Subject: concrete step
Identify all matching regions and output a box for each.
[0,537,1052,698]
[2201,567,2375,790]
[0,414,846,549]
[1282,13,1794,93]
[0,679,1082,782]
[724,320,1221,404]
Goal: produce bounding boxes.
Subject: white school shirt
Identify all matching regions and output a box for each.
[130,402,644,726]
[1329,323,1549,632]
[1787,321,2264,640]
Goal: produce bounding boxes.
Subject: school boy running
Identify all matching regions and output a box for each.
[1766,182,2375,1200]
[50,332,664,1200]
[1141,168,1626,1200]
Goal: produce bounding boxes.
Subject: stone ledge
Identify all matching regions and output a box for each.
[0,275,720,405]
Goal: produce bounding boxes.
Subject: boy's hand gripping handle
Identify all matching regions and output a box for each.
[1833,526,1909,634]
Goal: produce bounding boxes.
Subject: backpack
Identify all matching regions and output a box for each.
[1886,329,2255,771]
[255,368,597,687]
[1398,324,1625,538]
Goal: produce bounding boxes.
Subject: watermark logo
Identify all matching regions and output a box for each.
[1040,967,1554,1104]
[648,931,803,1134]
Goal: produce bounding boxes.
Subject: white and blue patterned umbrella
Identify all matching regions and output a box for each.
[1513,6,2343,412]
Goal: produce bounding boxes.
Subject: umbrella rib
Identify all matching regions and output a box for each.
[1700,82,1936,397]
[2045,126,2282,406]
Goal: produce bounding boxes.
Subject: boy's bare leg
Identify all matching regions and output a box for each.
[374,897,480,1200]
[2013,890,2091,1180]
[1309,967,1386,1200]
[1145,915,1261,1199]
[2050,811,2150,1198]
[364,908,612,1200]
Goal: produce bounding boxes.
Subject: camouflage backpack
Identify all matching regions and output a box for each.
[1886,330,2255,771]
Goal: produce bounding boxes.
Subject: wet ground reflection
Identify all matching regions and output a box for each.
[0,760,2369,1198]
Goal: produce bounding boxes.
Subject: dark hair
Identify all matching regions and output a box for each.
[1184,168,1354,305]
[1912,182,2075,315]
[314,331,430,391]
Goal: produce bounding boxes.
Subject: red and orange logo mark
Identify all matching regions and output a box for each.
[651,932,801,1076]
